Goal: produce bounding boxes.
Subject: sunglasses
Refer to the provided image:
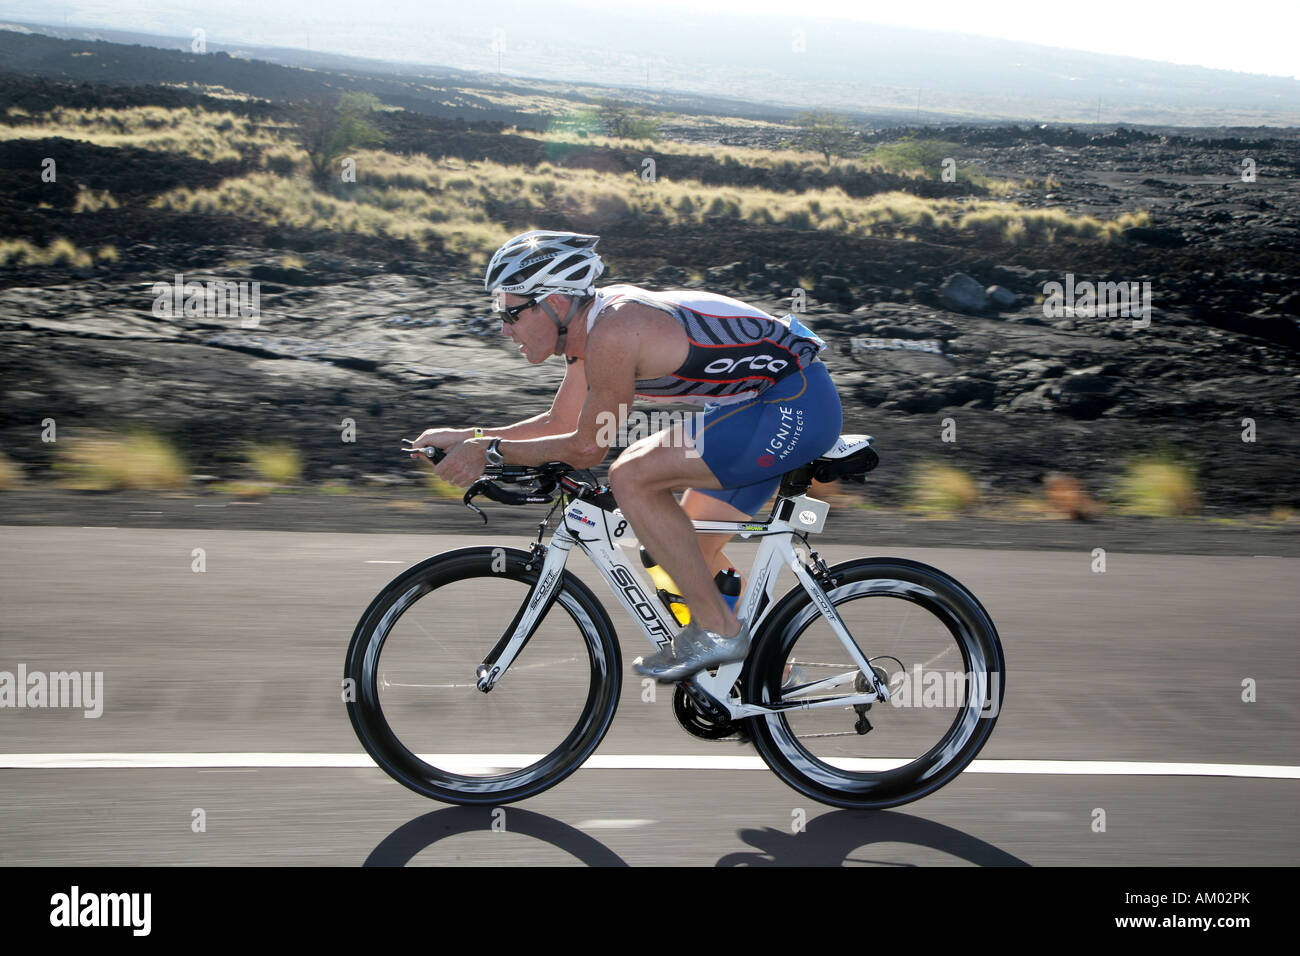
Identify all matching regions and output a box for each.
[492,292,550,324]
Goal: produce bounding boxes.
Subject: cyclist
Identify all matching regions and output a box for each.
[407,230,842,681]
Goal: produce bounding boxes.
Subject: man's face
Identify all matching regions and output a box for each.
[500,293,564,363]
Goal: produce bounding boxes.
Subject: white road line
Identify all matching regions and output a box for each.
[576,819,656,829]
[1,754,1298,778]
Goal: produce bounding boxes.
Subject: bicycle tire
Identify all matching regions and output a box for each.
[742,557,1005,810]
[345,546,622,805]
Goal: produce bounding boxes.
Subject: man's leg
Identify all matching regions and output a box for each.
[608,427,740,637]
[681,488,748,582]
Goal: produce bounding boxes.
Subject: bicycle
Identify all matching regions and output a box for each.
[344,435,1005,810]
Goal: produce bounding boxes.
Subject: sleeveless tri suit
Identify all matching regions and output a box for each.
[586,284,843,516]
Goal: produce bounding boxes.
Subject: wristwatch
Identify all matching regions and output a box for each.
[484,438,505,468]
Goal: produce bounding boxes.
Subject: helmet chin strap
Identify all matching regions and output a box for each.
[538,294,590,351]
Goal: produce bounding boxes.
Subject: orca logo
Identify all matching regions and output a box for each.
[704,355,788,375]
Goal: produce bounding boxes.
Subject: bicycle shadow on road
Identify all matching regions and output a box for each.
[716,810,1029,867]
[364,806,629,866]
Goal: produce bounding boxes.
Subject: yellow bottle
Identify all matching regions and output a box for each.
[639,546,691,626]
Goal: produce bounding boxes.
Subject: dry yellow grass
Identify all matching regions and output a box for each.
[213,151,1141,251]
[150,168,515,255]
[4,99,1138,255]
[0,452,22,490]
[0,237,117,268]
[909,464,981,513]
[519,127,933,179]
[73,188,120,213]
[528,128,820,164]
[57,431,189,491]
[0,105,290,162]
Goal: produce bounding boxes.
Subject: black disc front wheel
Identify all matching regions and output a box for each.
[344,547,622,805]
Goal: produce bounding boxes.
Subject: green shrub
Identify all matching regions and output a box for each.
[1115,456,1199,516]
[247,443,301,484]
[866,137,960,179]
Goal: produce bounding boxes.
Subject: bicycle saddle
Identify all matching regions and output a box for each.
[780,434,878,494]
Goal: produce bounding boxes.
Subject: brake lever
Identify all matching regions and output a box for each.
[463,478,493,524]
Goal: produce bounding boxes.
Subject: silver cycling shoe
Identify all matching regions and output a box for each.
[632,619,751,683]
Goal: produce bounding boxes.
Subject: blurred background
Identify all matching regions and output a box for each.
[1,0,1298,870]
[0,0,1296,527]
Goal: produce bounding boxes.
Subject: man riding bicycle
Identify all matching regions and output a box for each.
[407,230,843,681]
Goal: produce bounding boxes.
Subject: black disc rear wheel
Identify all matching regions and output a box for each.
[743,558,1004,810]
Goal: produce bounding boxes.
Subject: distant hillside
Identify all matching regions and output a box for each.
[3,4,1298,127]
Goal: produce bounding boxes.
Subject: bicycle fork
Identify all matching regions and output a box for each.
[473,538,573,693]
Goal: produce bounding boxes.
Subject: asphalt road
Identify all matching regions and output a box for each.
[1,526,1296,866]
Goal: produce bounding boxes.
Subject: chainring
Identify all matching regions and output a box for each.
[673,682,743,740]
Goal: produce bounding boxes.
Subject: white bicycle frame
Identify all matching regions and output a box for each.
[475,490,891,719]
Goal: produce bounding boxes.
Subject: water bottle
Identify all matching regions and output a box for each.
[714,568,741,613]
[640,548,743,627]
[640,546,690,626]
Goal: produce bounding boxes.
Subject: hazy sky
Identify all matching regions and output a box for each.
[13,0,1298,79]
[573,0,1299,79]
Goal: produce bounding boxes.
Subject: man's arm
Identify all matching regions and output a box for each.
[408,358,587,448]
[490,321,636,469]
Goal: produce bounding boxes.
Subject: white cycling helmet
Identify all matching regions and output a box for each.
[484,229,605,297]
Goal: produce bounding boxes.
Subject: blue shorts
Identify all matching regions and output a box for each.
[684,361,842,517]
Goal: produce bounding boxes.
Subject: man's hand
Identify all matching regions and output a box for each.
[404,427,470,455]
[427,437,490,488]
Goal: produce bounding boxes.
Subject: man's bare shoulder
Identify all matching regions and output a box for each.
[586,289,687,380]
[589,297,678,340]
[584,307,642,369]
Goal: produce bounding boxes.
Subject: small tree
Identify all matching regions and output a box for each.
[296,91,385,187]
[791,110,857,165]
[595,98,662,141]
